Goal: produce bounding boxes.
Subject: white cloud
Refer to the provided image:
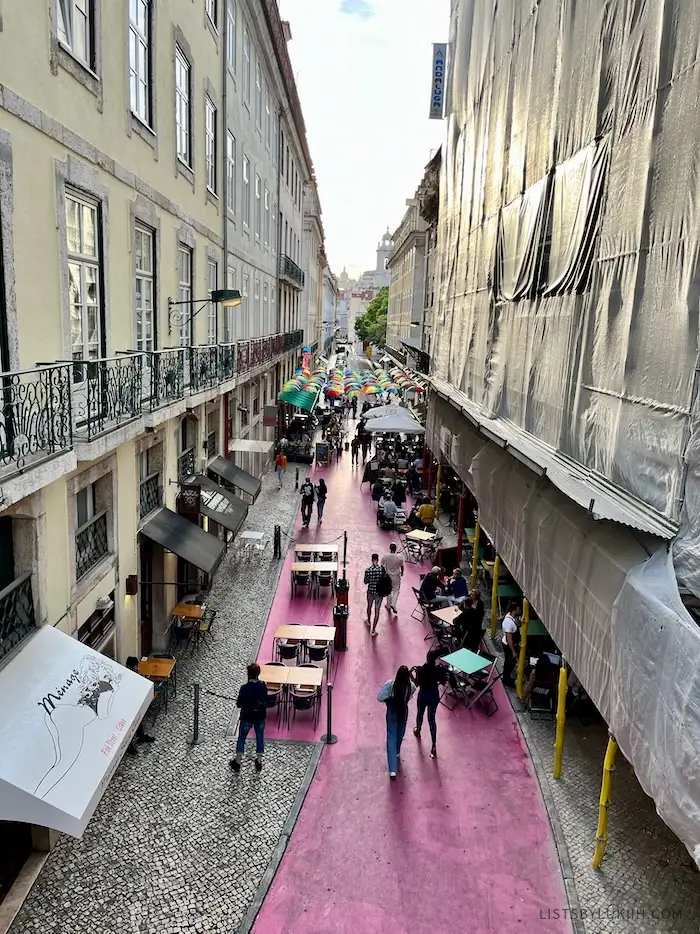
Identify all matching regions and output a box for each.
[280,0,449,273]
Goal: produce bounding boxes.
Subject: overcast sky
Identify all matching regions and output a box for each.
[279,0,449,277]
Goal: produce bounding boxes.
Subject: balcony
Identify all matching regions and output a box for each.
[178,447,195,483]
[72,356,143,441]
[189,345,219,393]
[0,573,35,662]
[148,347,186,410]
[280,255,306,291]
[218,342,237,382]
[0,364,72,479]
[75,510,109,580]
[139,472,162,519]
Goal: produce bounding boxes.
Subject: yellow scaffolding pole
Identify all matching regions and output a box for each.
[470,522,481,590]
[489,555,501,638]
[515,599,529,698]
[553,662,568,779]
[592,734,618,869]
[435,463,443,519]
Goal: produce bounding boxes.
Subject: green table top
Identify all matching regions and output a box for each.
[441,648,491,676]
[497,582,522,598]
[524,618,548,637]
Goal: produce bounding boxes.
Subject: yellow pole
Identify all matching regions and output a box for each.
[435,463,443,519]
[552,662,568,779]
[470,522,481,590]
[489,555,501,638]
[592,734,618,869]
[515,599,529,698]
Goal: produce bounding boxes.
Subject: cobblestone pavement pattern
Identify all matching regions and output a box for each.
[10,470,315,934]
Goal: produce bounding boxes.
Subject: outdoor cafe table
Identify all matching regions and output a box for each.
[138,656,177,711]
[290,562,339,574]
[274,624,336,643]
[257,663,324,690]
[294,543,339,555]
[406,529,437,543]
[431,605,461,626]
[172,603,205,621]
[440,647,491,676]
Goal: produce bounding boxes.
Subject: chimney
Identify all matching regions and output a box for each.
[282,21,292,41]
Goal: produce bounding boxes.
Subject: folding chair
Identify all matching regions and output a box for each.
[291,570,311,597]
[463,652,501,716]
[411,586,429,622]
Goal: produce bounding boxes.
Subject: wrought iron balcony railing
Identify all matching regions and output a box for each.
[149,347,186,410]
[139,472,162,519]
[0,364,72,477]
[178,446,195,483]
[218,342,237,382]
[283,329,305,352]
[0,573,35,662]
[72,356,143,441]
[280,255,306,290]
[189,345,219,393]
[75,510,109,580]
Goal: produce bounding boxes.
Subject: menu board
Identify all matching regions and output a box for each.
[315,442,330,465]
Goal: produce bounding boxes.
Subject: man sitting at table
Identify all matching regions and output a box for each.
[420,567,450,608]
[445,567,468,605]
[416,498,436,529]
[230,663,269,773]
[378,494,398,528]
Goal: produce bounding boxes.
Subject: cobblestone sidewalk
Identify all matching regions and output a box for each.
[10,469,316,934]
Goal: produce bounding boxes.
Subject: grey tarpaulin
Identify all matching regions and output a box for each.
[433,0,700,861]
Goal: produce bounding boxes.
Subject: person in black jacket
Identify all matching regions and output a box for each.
[411,650,448,758]
[230,663,269,773]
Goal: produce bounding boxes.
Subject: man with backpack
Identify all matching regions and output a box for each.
[230,663,269,773]
[300,478,315,527]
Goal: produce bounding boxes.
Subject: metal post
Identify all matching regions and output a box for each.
[295,466,299,490]
[342,530,348,579]
[470,522,481,590]
[273,524,281,559]
[516,598,530,699]
[189,682,204,745]
[322,682,338,744]
[489,555,501,639]
[456,490,465,563]
[553,662,569,779]
[592,734,618,869]
[435,462,443,517]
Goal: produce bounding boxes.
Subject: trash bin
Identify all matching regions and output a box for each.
[333,603,349,652]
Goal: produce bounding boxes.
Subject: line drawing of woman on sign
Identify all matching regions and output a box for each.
[34,656,122,800]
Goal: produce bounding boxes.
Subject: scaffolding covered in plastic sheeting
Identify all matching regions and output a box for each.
[433,0,700,550]
[425,394,484,492]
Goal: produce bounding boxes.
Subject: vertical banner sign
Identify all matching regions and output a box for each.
[429,44,447,120]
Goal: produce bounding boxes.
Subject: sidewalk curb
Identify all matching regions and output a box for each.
[236,741,323,934]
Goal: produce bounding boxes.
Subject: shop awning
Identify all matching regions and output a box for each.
[365,413,425,434]
[0,625,152,838]
[192,474,248,537]
[141,507,225,575]
[228,438,274,454]
[208,455,261,501]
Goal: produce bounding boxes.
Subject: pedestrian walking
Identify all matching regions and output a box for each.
[351,395,358,418]
[411,650,447,758]
[378,665,415,778]
[316,478,328,523]
[381,543,404,614]
[361,434,371,461]
[275,450,288,489]
[300,478,315,527]
[363,553,386,635]
[230,663,269,773]
[501,602,522,687]
[351,436,360,464]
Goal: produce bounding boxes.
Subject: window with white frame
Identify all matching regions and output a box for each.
[129,0,150,124]
[271,284,276,326]
[76,482,96,529]
[265,84,271,151]
[272,117,278,165]
[255,61,262,129]
[226,132,236,213]
[254,175,261,242]
[242,272,249,336]
[264,187,270,250]
[263,282,269,333]
[135,224,155,353]
[178,244,192,346]
[242,156,250,227]
[207,259,218,344]
[175,46,191,166]
[66,189,102,364]
[224,266,236,342]
[205,96,217,193]
[254,277,260,333]
[205,0,217,29]
[226,0,236,70]
[242,26,251,105]
[57,0,94,69]
[271,200,277,255]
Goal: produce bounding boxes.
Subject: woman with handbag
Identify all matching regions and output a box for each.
[377,666,415,778]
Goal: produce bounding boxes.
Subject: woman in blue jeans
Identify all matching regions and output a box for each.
[412,649,447,759]
[315,478,328,523]
[378,666,415,778]
[230,663,268,773]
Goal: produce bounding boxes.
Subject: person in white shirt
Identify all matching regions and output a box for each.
[501,602,522,687]
[381,543,404,613]
[379,495,398,527]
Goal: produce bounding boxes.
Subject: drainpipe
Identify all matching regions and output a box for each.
[220,22,228,348]
[276,108,283,336]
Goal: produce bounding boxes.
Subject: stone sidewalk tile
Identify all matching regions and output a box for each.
[10,467,316,934]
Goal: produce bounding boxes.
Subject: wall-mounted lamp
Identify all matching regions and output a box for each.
[167,290,243,336]
[125,574,139,596]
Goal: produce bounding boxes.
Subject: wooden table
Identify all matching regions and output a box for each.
[172,603,205,621]
[294,543,339,555]
[274,624,336,642]
[406,529,438,543]
[291,561,339,573]
[257,663,324,688]
[240,530,265,541]
[431,605,461,625]
[138,657,176,680]
[258,664,290,687]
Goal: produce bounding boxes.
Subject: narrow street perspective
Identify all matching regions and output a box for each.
[2,2,700,934]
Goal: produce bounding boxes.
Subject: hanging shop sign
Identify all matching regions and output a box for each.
[429,44,447,120]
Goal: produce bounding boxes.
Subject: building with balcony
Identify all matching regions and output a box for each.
[302,177,324,354]
[0,0,315,911]
[321,266,338,358]
[386,198,427,371]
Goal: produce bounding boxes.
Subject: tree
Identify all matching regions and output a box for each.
[354,287,388,349]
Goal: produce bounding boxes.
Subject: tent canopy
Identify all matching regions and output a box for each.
[141,508,225,575]
[208,455,261,501]
[365,414,425,434]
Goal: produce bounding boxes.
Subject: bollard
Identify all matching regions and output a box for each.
[321,682,338,744]
[273,524,281,559]
[295,466,300,490]
[189,682,204,745]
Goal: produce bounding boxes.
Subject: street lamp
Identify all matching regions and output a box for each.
[167,289,243,338]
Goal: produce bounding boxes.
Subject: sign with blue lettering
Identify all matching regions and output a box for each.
[429,44,447,120]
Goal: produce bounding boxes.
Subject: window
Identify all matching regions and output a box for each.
[265,84,271,151]
[263,282,269,332]
[254,277,260,331]
[135,224,155,353]
[285,145,290,187]
[224,266,236,342]
[242,26,251,105]
[207,260,217,344]
[242,272,249,337]
[226,1,236,70]
[272,115,278,165]
[226,132,236,213]
[205,0,217,29]
[75,480,109,579]
[129,0,150,124]
[254,175,261,242]
[242,156,250,227]
[206,409,218,457]
[175,46,191,166]
[271,200,277,255]
[264,186,270,250]
[66,190,102,364]
[178,244,192,346]
[58,0,94,69]
[76,483,96,529]
[205,96,217,193]
[255,62,262,129]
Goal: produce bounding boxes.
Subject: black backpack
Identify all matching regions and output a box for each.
[377,567,393,597]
